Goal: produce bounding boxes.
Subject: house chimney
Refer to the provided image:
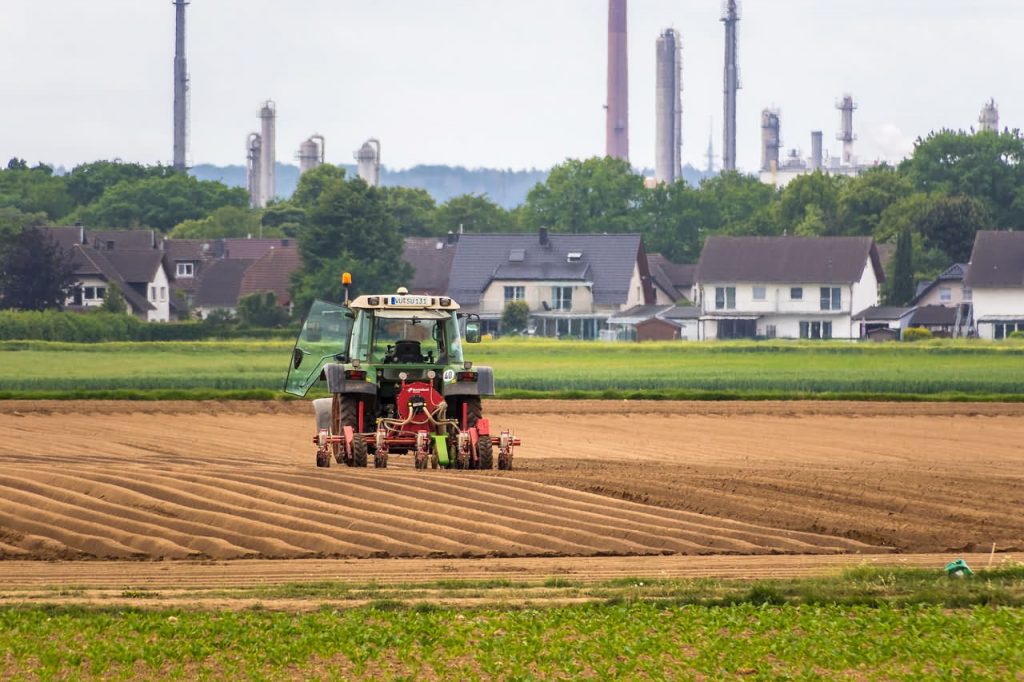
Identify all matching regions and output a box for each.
[446,230,459,245]
[539,227,550,247]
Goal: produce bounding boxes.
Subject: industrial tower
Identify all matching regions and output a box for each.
[836,94,857,166]
[606,0,629,161]
[246,101,277,208]
[979,99,999,132]
[354,139,382,187]
[172,0,189,171]
[721,0,740,172]
[760,109,780,173]
[655,29,683,184]
[297,135,325,175]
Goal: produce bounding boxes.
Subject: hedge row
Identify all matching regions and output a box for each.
[0,310,296,342]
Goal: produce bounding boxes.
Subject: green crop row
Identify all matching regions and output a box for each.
[2,338,1024,400]
[1,601,1020,680]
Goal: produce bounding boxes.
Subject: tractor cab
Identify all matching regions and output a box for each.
[284,282,516,471]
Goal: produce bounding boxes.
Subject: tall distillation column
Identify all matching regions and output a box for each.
[606,0,629,160]
[172,0,189,171]
[655,29,682,183]
[760,109,780,173]
[721,0,740,171]
[258,101,276,206]
[354,139,381,187]
[979,99,999,132]
[246,133,261,208]
[298,135,325,175]
[836,94,857,166]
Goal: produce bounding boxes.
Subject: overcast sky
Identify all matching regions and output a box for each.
[1,1,1019,174]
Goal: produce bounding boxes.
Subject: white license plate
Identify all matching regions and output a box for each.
[388,295,431,306]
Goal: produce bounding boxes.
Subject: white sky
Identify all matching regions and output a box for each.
[1,1,1019,173]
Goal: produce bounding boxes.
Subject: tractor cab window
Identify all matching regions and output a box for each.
[285,300,353,396]
[366,309,461,365]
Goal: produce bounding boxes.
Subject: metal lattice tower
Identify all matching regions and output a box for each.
[172,0,189,171]
[721,0,740,171]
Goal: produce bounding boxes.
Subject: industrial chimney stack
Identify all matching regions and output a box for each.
[721,0,740,171]
[654,29,683,184]
[172,0,189,171]
[760,109,780,173]
[810,131,823,171]
[606,0,629,161]
[836,94,857,166]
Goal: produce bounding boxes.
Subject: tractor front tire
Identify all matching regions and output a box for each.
[476,435,494,470]
[351,435,368,468]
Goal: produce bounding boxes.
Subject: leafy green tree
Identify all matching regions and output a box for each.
[521,157,645,233]
[501,300,529,333]
[902,129,1024,227]
[101,281,128,314]
[169,206,274,239]
[0,164,74,219]
[694,172,780,237]
[915,195,993,263]
[0,227,76,310]
[887,227,916,305]
[432,193,518,234]
[76,174,248,231]
[836,165,913,238]
[637,181,703,263]
[260,202,307,238]
[778,171,844,236]
[381,186,437,237]
[0,207,48,243]
[65,160,175,206]
[290,168,410,310]
[237,291,288,327]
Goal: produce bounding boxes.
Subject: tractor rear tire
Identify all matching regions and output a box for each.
[464,396,482,429]
[476,435,494,470]
[339,395,375,432]
[351,434,368,468]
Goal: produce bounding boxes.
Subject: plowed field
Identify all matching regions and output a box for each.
[0,400,1021,565]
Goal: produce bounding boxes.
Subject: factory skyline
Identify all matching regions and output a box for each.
[2,1,1019,174]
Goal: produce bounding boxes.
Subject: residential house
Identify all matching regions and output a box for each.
[41,226,170,321]
[192,259,256,320]
[964,230,1024,339]
[647,253,696,303]
[909,305,958,337]
[444,229,656,338]
[852,305,916,341]
[909,262,972,337]
[694,236,884,340]
[403,235,457,295]
[238,246,300,312]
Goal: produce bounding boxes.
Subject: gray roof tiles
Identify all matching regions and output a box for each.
[965,231,1024,288]
[446,233,646,307]
[696,236,884,285]
[195,259,256,308]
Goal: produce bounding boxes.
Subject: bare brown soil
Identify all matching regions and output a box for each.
[0,400,1021,565]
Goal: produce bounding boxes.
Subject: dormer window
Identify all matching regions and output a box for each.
[567,251,583,263]
[176,262,195,277]
[508,249,525,262]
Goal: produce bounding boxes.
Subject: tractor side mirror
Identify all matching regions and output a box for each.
[465,321,482,343]
[292,347,306,369]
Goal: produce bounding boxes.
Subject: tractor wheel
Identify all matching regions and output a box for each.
[498,450,512,471]
[476,435,494,470]
[464,396,482,429]
[351,434,368,468]
[375,452,389,469]
[316,450,330,468]
[338,395,375,432]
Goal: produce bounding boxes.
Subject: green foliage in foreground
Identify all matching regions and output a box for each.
[2,338,1024,400]
[1,601,1020,680]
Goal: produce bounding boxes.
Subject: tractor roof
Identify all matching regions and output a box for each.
[349,292,461,312]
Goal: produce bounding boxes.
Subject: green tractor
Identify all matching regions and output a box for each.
[285,284,519,470]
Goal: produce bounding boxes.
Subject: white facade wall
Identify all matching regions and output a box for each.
[972,288,1024,339]
[479,280,596,317]
[916,283,967,308]
[624,264,646,309]
[697,259,878,340]
[145,266,171,322]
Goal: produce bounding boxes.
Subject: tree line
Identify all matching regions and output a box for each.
[1,128,1021,313]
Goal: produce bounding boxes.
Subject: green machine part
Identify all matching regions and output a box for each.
[431,435,450,467]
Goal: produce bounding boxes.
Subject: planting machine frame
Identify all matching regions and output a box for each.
[285,282,519,471]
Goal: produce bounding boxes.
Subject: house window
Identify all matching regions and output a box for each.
[820,287,841,311]
[552,286,573,311]
[150,286,157,301]
[790,287,803,300]
[176,262,195,277]
[753,286,766,301]
[504,286,525,303]
[715,287,736,310]
[799,321,833,339]
[566,251,583,263]
[83,286,106,301]
[995,322,1024,340]
[939,287,952,302]
[160,287,166,301]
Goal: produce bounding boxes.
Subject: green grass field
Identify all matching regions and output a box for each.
[3,567,1023,680]
[2,338,1024,401]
